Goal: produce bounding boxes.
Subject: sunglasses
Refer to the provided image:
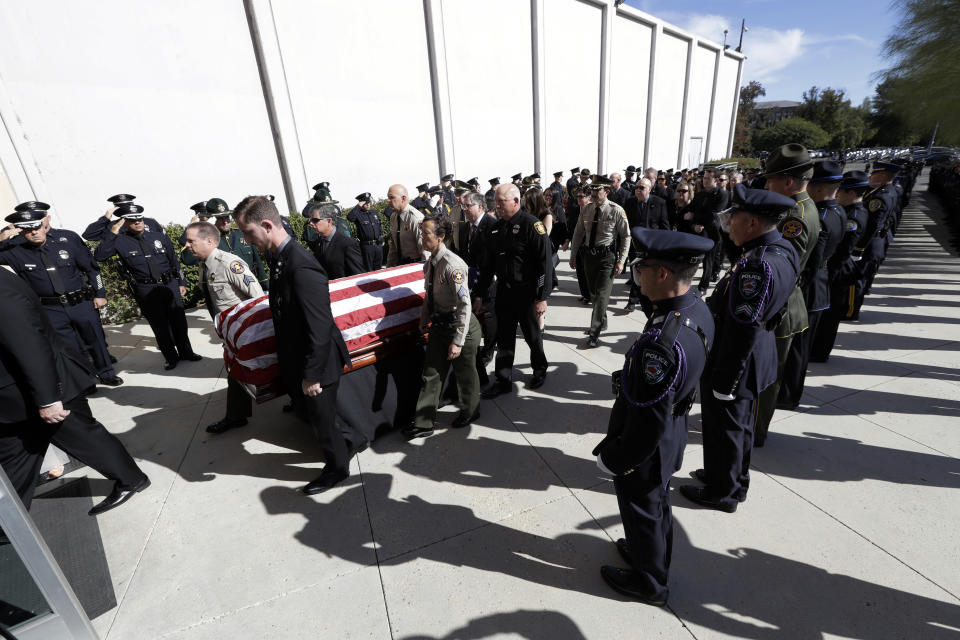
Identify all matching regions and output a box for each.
[677,189,689,193]
[309,218,322,224]
[717,178,728,182]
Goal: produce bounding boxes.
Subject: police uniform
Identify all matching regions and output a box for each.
[622,166,638,193]
[386,204,426,266]
[346,192,384,271]
[855,161,902,309]
[594,228,714,606]
[405,243,481,438]
[484,178,500,204]
[1,206,121,386]
[303,185,353,247]
[680,186,799,512]
[410,183,431,213]
[199,247,264,433]
[778,161,846,409]
[182,199,269,290]
[441,174,457,208]
[570,177,630,344]
[93,204,200,369]
[753,145,821,447]
[478,208,552,394]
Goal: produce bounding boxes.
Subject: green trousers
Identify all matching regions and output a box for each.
[584,249,616,336]
[414,315,481,429]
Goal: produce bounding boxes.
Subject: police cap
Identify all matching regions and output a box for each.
[356,192,372,203]
[311,182,329,191]
[416,183,430,193]
[529,172,540,180]
[117,204,146,220]
[190,201,208,216]
[14,201,51,213]
[809,160,844,183]
[840,170,870,190]
[570,167,581,174]
[630,228,714,266]
[440,174,454,182]
[872,160,902,175]
[4,210,45,229]
[511,173,523,181]
[488,177,500,185]
[553,171,564,178]
[467,177,480,187]
[724,184,796,222]
[107,194,136,204]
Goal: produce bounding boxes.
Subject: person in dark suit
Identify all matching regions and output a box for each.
[232,196,362,495]
[454,191,498,383]
[306,203,364,280]
[623,178,670,314]
[679,169,729,295]
[0,267,148,513]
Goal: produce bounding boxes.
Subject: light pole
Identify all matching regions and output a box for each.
[735,19,748,52]
[723,29,729,49]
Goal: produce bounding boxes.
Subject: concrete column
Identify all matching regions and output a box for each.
[243,0,309,214]
[642,22,660,170]
[727,55,745,157]
[703,46,721,163]
[596,0,614,174]
[531,0,545,172]
[423,0,456,179]
[676,36,695,171]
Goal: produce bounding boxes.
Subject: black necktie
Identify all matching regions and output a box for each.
[39,247,66,295]
[468,223,476,251]
[426,262,435,314]
[138,235,161,279]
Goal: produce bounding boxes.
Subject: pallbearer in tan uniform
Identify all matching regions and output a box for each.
[182,221,264,434]
[386,184,427,266]
[404,214,481,440]
[570,175,631,347]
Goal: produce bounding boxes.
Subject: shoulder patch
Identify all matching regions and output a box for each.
[782,219,803,239]
[729,258,771,324]
[620,332,679,408]
[641,348,671,385]
[846,219,859,232]
[452,269,465,284]
[868,199,881,212]
[229,260,245,274]
[533,221,546,235]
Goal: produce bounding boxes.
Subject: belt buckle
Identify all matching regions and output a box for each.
[58,294,68,305]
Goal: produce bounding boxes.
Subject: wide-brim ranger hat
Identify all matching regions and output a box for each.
[5,210,45,229]
[14,200,51,213]
[625,165,637,173]
[839,170,870,190]
[720,184,796,223]
[116,204,146,220]
[205,197,233,217]
[809,160,844,183]
[589,175,614,190]
[630,227,714,266]
[762,143,813,177]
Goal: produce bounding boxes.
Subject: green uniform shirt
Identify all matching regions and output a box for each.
[776,192,821,338]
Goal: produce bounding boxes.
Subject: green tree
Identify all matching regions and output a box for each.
[795,86,868,149]
[753,117,831,152]
[732,80,766,155]
[867,77,921,146]
[878,0,960,144]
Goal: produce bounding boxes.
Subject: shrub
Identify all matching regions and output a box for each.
[753,117,831,152]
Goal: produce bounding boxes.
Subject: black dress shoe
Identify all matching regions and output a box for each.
[600,566,668,606]
[302,467,349,495]
[89,477,151,516]
[615,538,633,567]
[451,410,479,429]
[625,303,636,312]
[527,372,547,390]
[579,296,592,305]
[688,468,747,501]
[678,484,737,513]
[98,375,124,387]
[109,353,119,364]
[481,381,511,399]
[206,417,248,434]
[180,353,203,362]
[164,360,178,371]
[587,335,599,348]
[402,425,435,440]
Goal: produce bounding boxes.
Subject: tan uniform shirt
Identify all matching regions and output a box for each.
[201,247,264,314]
[386,204,426,266]
[570,199,631,264]
[420,244,472,347]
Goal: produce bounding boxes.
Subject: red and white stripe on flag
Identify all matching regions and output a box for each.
[215,262,425,385]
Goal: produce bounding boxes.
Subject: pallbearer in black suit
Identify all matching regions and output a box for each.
[93,203,201,370]
[307,203,364,280]
[594,228,714,607]
[233,196,362,495]
[0,267,148,513]
[347,192,385,271]
[680,186,799,513]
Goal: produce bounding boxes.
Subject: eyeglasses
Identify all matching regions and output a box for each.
[717,178,728,182]
[677,189,689,193]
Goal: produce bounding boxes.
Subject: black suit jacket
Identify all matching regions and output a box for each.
[0,268,95,423]
[270,239,349,388]
[312,230,363,280]
[455,214,497,298]
[624,194,670,231]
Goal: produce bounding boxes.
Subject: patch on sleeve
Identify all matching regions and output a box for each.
[533,221,546,235]
[457,286,468,298]
[641,348,671,385]
[229,260,245,274]
[846,219,859,232]
[781,219,803,239]
[868,199,881,212]
[452,269,465,284]
[729,261,770,324]
[620,336,678,407]
[243,275,255,286]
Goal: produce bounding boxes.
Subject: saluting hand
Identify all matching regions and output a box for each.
[105,206,118,219]
[0,224,17,241]
[110,219,125,234]
[39,402,70,424]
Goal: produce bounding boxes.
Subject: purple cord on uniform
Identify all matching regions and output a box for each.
[728,248,773,324]
[620,330,687,408]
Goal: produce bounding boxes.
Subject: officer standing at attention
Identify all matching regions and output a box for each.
[856,160,902,304]
[385,184,427,266]
[93,203,202,370]
[778,160,845,410]
[680,186,799,512]
[441,174,457,208]
[182,198,270,290]
[622,165,638,193]
[411,183,431,212]
[753,143,820,448]
[569,176,630,348]
[484,177,500,203]
[1,205,123,387]
[594,228,715,607]
[478,184,552,397]
[182,221,263,434]
[347,192,385,271]
[403,214,482,440]
[82,194,163,241]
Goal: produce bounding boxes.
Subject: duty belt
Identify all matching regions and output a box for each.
[587,245,613,256]
[40,289,87,306]
[430,311,457,326]
[134,272,179,285]
[361,239,384,246]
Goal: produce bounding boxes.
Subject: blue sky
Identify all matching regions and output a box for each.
[626,0,897,106]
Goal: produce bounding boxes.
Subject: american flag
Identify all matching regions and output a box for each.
[214,263,426,392]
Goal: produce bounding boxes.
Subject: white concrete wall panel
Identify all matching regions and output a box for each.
[709,55,740,161]
[440,0,533,184]
[0,0,283,232]
[646,32,688,169]
[684,45,717,162]
[543,0,602,174]
[270,0,438,206]
[607,16,652,175]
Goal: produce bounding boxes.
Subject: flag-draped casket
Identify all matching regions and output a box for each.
[214,263,426,402]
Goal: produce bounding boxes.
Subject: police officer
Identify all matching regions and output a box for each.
[93,203,201,370]
[778,160,846,409]
[1,205,123,387]
[622,165,638,193]
[479,184,552,397]
[182,221,264,433]
[385,184,427,266]
[857,160,902,303]
[305,183,353,240]
[440,174,457,208]
[183,198,269,290]
[569,175,630,347]
[347,192,385,271]
[810,170,870,361]
[82,194,163,241]
[403,214,482,440]
[679,168,729,294]
[411,183,431,212]
[485,177,500,203]
[680,186,799,512]
[594,227,715,607]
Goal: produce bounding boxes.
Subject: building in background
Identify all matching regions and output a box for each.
[754,100,802,126]
[0,0,744,233]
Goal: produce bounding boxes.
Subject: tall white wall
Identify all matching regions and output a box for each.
[0,0,743,233]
